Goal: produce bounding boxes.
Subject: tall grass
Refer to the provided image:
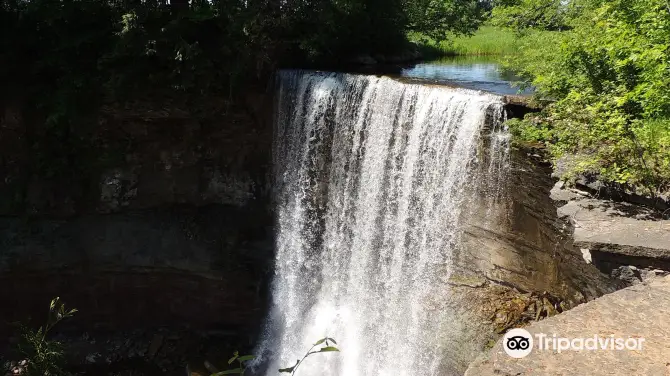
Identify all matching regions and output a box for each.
[411,26,519,57]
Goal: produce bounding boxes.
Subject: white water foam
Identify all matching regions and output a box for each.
[257,70,507,376]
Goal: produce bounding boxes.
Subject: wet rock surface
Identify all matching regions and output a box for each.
[457,148,618,302]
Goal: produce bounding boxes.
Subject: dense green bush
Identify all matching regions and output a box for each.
[1,0,486,105]
[404,0,487,41]
[490,0,579,31]
[502,0,670,198]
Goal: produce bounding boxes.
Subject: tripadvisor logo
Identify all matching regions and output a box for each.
[502,328,646,358]
[503,328,533,358]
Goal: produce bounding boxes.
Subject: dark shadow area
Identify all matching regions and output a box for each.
[0,204,274,375]
[596,200,670,221]
[590,249,670,283]
[574,176,669,214]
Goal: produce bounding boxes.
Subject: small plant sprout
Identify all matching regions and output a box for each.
[278,337,339,375]
[15,297,77,376]
[211,351,256,375]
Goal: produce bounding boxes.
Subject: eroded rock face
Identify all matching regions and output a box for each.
[458,148,670,375]
[466,149,618,301]
[0,88,618,374]
[0,94,272,217]
[437,145,618,373]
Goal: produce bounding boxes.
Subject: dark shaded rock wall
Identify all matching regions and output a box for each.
[0,92,274,335]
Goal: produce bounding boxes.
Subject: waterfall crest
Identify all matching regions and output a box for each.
[258,70,507,376]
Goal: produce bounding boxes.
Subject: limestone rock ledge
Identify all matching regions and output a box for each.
[551,183,670,284]
[465,275,670,376]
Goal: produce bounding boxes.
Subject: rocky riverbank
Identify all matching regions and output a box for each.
[465,180,670,375]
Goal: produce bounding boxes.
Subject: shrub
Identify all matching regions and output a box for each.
[12,298,77,376]
[502,0,670,197]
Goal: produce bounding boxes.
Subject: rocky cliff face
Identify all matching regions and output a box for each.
[0,83,619,375]
[461,146,619,302]
[0,92,274,335]
[431,136,618,373]
[463,178,670,376]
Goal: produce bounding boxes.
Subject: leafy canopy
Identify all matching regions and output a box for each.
[502,0,670,197]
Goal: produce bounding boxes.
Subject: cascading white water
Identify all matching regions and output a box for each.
[257,70,506,376]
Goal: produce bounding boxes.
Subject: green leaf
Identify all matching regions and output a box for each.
[318,346,339,352]
[228,351,239,364]
[237,355,256,362]
[212,368,244,375]
[315,336,338,346]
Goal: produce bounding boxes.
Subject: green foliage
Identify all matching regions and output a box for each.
[13,297,77,376]
[278,337,339,375]
[501,0,670,197]
[411,26,520,56]
[213,337,339,376]
[404,0,487,41]
[1,0,485,103]
[210,351,257,375]
[490,0,579,31]
[506,117,552,146]
[289,0,410,60]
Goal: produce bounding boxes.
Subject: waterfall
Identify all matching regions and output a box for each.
[257,70,506,376]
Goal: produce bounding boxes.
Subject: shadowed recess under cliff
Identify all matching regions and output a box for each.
[256,70,507,376]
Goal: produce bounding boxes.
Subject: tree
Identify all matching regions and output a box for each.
[405,0,487,40]
[504,0,670,198]
[491,0,579,31]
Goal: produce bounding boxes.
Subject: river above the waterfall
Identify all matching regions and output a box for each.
[399,56,533,96]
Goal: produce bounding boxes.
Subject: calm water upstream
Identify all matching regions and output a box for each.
[400,56,533,96]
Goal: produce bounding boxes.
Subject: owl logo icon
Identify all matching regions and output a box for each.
[502,328,533,358]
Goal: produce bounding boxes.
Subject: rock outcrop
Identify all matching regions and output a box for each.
[551,183,670,284]
[465,275,670,376]
[463,162,670,376]
[423,141,618,373]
